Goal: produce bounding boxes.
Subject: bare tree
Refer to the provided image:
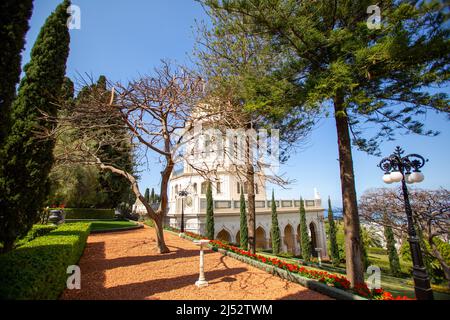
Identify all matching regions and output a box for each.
[54,62,204,253]
[360,187,450,286]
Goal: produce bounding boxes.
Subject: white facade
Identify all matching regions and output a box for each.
[135,116,328,258]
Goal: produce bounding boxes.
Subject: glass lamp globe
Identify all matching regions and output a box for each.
[405,173,414,184]
[390,171,403,183]
[383,174,393,184]
[409,171,425,183]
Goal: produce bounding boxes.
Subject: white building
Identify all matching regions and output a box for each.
[135,115,329,258]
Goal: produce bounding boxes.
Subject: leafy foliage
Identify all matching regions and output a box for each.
[0,0,33,144]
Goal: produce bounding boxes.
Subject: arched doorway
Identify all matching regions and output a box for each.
[284,224,295,253]
[217,229,231,243]
[235,231,240,245]
[309,222,318,257]
[256,227,266,249]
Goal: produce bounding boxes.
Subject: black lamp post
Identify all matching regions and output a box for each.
[378,146,433,300]
[178,190,189,233]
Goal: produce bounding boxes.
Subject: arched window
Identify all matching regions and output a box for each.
[255,183,259,194]
[175,185,179,195]
[192,183,197,193]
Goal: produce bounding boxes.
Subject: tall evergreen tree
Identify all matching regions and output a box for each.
[383,211,401,276]
[0,0,71,253]
[144,188,150,204]
[201,0,449,286]
[299,198,311,261]
[327,197,340,266]
[270,190,281,255]
[0,0,34,144]
[206,181,215,239]
[239,187,248,249]
[150,188,155,204]
[92,75,135,208]
[360,228,370,270]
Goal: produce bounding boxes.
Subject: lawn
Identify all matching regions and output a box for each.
[67,220,139,232]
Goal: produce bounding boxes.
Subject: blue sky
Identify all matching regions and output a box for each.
[23,1,449,207]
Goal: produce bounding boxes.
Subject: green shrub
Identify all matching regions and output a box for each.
[0,222,91,300]
[62,208,115,220]
[15,225,57,248]
[277,252,294,259]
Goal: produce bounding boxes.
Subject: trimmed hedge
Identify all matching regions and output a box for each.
[0,222,91,300]
[15,224,57,248]
[62,208,115,220]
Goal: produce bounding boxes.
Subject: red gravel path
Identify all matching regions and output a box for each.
[61,226,331,300]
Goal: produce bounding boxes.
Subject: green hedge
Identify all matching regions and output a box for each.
[0,222,91,300]
[61,208,115,220]
[15,225,57,248]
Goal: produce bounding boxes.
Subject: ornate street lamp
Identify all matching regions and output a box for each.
[378,146,433,300]
[178,190,189,233]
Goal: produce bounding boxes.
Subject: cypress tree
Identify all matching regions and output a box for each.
[144,188,150,204]
[239,187,248,249]
[0,0,71,253]
[360,228,370,270]
[383,213,401,276]
[0,0,34,144]
[327,197,340,266]
[270,190,281,255]
[299,198,311,261]
[150,188,155,204]
[206,181,214,239]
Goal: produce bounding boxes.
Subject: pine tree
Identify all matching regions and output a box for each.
[0,0,71,253]
[271,190,281,255]
[327,197,340,266]
[239,187,248,249]
[201,0,449,286]
[0,0,34,145]
[299,198,311,261]
[206,181,214,239]
[384,219,401,276]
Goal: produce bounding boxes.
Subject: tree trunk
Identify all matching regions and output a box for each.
[245,126,256,254]
[333,94,364,286]
[246,164,256,254]
[154,213,170,253]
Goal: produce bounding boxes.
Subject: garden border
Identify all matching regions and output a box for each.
[176,232,366,300]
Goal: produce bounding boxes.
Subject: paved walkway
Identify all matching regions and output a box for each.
[61,226,331,300]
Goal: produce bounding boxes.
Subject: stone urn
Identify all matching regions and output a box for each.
[49,210,65,225]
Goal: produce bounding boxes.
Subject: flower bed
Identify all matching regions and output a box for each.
[170,228,413,300]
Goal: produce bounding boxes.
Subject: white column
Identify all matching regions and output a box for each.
[194,240,210,287]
